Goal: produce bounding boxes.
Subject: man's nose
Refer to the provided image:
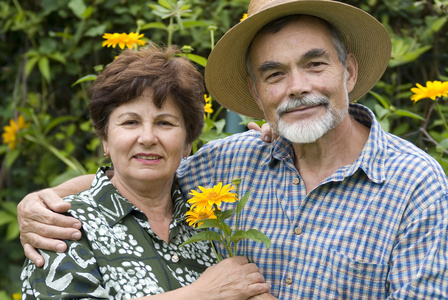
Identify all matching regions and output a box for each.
[287,69,311,98]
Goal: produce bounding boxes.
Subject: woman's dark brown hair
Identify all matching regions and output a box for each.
[89,43,205,144]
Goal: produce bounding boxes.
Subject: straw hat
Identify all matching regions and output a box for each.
[204,0,392,119]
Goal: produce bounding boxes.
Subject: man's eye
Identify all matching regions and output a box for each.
[310,62,324,68]
[266,72,282,80]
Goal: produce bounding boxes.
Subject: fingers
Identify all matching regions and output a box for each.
[39,189,72,213]
[247,122,275,143]
[247,122,262,131]
[21,230,68,254]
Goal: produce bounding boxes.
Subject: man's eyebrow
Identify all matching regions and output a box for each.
[302,48,328,60]
[257,61,282,75]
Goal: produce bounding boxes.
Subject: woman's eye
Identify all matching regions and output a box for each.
[122,120,138,125]
[158,120,174,126]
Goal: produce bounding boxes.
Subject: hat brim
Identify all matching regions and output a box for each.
[205,0,392,119]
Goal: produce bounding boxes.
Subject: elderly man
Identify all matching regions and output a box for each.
[18,0,448,298]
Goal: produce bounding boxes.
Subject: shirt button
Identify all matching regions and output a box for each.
[294,227,302,235]
[171,254,179,263]
[285,277,293,284]
[292,177,300,185]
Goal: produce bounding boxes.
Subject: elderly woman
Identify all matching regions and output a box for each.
[20,44,270,299]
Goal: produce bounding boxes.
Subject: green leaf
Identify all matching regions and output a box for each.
[237,191,251,214]
[195,219,220,229]
[72,74,97,87]
[38,56,51,82]
[44,116,77,134]
[182,20,210,29]
[218,208,236,220]
[5,149,20,168]
[68,0,87,19]
[213,119,226,134]
[25,56,39,77]
[230,229,271,249]
[140,22,168,31]
[221,222,232,237]
[179,230,222,248]
[6,221,20,240]
[48,52,66,64]
[368,91,390,109]
[184,53,207,67]
[2,202,17,216]
[393,109,425,121]
[0,211,15,226]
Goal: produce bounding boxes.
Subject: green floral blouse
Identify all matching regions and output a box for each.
[21,167,217,299]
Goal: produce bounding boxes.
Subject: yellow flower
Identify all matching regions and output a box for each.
[188,182,237,211]
[204,94,213,116]
[2,115,29,150]
[410,81,448,103]
[102,32,146,50]
[240,13,248,21]
[186,206,217,227]
[12,293,21,300]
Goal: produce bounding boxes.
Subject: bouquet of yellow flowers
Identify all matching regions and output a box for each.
[180,179,270,262]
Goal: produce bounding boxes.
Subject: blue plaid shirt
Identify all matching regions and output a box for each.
[177,103,448,299]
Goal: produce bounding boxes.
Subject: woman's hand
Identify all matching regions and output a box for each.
[247,122,277,143]
[188,256,271,300]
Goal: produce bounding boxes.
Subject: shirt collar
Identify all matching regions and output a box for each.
[267,103,387,183]
[91,167,189,227]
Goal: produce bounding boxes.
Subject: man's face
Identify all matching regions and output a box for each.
[248,16,357,143]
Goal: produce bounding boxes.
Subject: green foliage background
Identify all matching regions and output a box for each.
[0,0,447,297]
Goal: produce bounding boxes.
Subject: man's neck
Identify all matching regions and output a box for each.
[291,114,370,194]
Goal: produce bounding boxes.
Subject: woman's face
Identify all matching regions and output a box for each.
[103,89,191,190]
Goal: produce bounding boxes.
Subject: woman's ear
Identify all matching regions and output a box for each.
[183,143,192,158]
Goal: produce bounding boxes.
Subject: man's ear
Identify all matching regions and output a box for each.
[248,78,263,109]
[345,53,358,93]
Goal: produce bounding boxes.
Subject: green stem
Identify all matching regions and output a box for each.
[167,17,174,46]
[234,184,240,256]
[435,99,448,132]
[219,221,234,257]
[207,230,221,263]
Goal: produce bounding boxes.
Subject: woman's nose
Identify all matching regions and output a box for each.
[137,125,158,145]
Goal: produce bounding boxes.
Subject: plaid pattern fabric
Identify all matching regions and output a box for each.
[177,103,448,299]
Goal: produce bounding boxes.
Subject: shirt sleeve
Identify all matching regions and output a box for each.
[21,238,110,299]
[387,193,448,298]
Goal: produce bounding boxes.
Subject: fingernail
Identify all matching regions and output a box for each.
[35,259,43,267]
[56,244,65,253]
[72,232,82,240]
[73,222,81,229]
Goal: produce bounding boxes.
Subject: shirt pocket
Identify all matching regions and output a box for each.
[314,246,388,299]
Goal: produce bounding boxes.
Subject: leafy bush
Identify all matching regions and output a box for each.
[0,0,447,297]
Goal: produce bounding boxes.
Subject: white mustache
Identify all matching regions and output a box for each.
[276,95,330,117]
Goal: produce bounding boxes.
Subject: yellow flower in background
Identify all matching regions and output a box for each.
[2,115,29,150]
[12,293,21,300]
[240,13,248,21]
[102,32,146,50]
[188,182,237,211]
[186,206,217,227]
[204,94,213,116]
[410,81,448,103]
